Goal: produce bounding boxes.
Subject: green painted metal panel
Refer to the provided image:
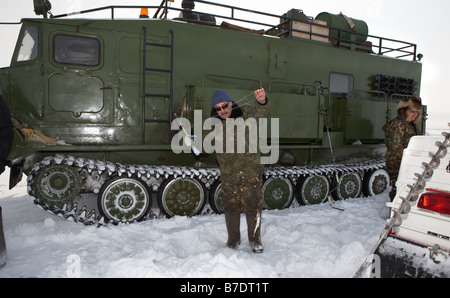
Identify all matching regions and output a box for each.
[0,9,423,169]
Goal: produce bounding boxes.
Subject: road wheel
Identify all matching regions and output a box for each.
[296,174,330,205]
[98,176,152,223]
[333,172,362,200]
[262,177,294,210]
[158,177,206,217]
[208,179,223,214]
[362,169,390,197]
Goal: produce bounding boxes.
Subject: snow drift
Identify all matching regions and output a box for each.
[0,168,390,278]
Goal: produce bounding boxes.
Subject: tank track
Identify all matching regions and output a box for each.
[27,154,386,226]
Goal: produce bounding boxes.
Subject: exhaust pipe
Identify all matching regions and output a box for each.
[0,206,6,269]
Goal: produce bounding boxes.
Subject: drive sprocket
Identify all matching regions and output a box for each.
[31,163,83,208]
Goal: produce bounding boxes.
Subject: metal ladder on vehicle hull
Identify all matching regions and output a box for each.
[141,27,174,144]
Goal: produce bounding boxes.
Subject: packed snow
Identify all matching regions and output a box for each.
[0,167,392,278]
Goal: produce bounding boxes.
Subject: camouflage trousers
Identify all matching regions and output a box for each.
[385,156,399,201]
[221,176,263,248]
[385,156,400,185]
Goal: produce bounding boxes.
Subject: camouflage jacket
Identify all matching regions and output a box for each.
[382,115,421,183]
[208,98,271,183]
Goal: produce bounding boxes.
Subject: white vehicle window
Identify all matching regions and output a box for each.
[16,26,38,62]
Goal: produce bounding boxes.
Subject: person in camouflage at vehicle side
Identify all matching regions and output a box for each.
[0,95,13,176]
[209,88,270,253]
[0,94,12,268]
[383,97,422,200]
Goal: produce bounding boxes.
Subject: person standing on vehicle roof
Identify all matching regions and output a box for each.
[209,88,270,253]
[383,97,422,201]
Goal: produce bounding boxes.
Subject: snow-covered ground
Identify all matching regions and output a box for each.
[0,167,391,278]
[0,126,447,278]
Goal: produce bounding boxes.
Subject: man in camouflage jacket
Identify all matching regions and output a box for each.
[382,97,422,200]
[209,88,270,253]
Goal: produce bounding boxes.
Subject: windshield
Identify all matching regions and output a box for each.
[16,26,38,62]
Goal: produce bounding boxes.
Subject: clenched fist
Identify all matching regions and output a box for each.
[254,88,266,104]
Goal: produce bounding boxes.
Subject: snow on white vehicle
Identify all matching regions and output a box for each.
[355,127,450,278]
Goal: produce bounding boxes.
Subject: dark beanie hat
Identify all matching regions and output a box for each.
[211,90,232,107]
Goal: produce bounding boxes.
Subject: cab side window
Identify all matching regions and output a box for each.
[54,35,100,66]
[16,26,39,62]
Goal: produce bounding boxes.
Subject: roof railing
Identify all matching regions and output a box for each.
[50,0,419,61]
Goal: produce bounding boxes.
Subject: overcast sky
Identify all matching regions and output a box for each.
[0,0,448,130]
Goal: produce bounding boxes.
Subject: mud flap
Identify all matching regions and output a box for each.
[0,206,6,269]
[9,162,23,190]
[375,235,450,278]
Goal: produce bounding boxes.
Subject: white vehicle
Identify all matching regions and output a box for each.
[355,129,450,278]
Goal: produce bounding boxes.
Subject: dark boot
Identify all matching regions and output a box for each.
[246,211,263,253]
[225,212,241,249]
[0,206,6,268]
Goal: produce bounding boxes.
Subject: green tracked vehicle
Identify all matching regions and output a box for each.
[0,0,425,224]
